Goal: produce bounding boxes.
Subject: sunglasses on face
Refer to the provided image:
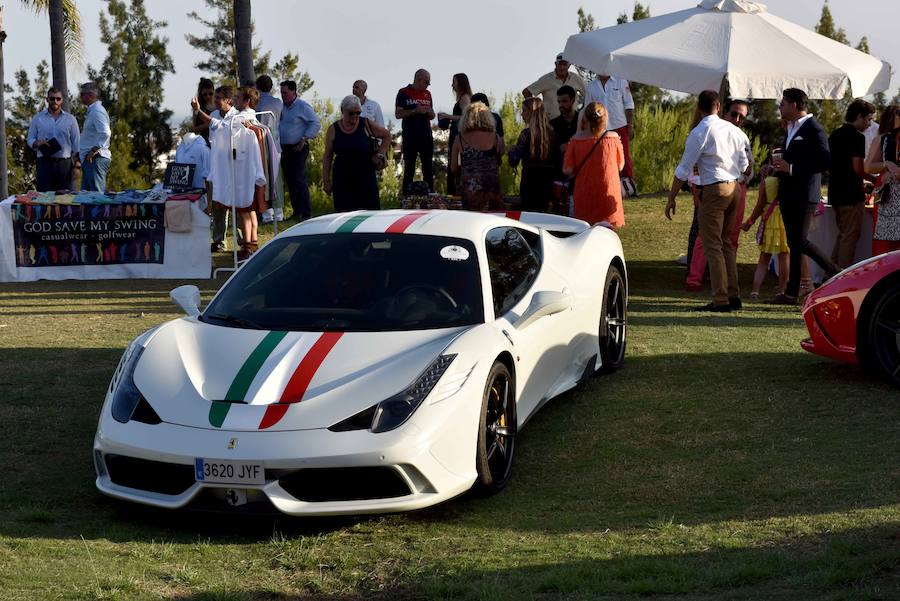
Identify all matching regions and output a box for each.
[347,111,361,116]
[730,111,746,121]
[47,97,63,101]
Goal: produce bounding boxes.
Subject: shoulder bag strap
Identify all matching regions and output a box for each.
[571,131,607,180]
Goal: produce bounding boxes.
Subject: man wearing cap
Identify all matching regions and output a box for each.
[523,53,585,120]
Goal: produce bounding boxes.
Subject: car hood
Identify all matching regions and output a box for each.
[133,318,468,431]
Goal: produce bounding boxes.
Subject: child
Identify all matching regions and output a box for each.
[742,162,790,298]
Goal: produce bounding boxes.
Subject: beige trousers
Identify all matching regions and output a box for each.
[698,182,740,305]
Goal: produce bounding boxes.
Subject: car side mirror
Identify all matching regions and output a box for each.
[513,290,572,330]
[170,284,201,317]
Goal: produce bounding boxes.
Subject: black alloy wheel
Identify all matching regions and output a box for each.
[474,362,516,494]
[863,282,900,387]
[598,265,627,374]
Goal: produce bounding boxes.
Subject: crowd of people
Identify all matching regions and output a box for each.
[26,52,639,260]
[26,56,900,288]
[666,87,900,311]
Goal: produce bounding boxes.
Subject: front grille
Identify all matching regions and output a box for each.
[104,454,196,495]
[278,467,411,502]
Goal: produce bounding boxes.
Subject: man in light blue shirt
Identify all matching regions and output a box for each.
[27,87,80,191]
[78,82,112,191]
[279,80,321,220]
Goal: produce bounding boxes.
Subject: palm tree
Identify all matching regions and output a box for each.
[1,1,82,197]
[233,0,255,86]
[27,0,83,110]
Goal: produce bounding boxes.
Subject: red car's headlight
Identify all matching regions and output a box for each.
[812,297,855,349]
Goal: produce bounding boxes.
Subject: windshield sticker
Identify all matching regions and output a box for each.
[440,245,469,261]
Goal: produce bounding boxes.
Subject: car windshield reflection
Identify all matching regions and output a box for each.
[202,233,484,332]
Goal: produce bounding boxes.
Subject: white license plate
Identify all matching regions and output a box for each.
[195,458,265,485]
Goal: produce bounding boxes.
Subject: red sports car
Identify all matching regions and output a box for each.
[801,251,900,386]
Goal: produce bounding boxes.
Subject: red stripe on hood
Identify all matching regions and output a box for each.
[258,331,344,429]
[385,211,428,233]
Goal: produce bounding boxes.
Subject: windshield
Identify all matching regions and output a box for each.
[202,233,483,331]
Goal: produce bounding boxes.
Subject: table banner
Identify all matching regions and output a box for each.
[10,202,166,267]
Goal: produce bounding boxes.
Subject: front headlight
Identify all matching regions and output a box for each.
[109,343,145,423]
[329,354,457,434]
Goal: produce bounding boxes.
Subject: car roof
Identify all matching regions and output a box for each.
[277,210,588,241]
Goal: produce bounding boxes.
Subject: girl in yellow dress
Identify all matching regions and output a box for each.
[742,163,790,298]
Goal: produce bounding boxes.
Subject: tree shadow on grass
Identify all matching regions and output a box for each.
[160,522,900,600]
[2,345,898,544]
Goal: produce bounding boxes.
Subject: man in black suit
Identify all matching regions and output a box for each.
[771,88,839,305]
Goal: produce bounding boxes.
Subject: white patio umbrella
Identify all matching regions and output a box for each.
[562,0,891,99]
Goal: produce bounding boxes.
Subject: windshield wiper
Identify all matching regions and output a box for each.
[203,312,265,330]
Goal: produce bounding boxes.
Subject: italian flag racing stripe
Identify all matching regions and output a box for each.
[335,212,376,233]
[208,330,289,428]
[258,331,344,430]
[385,211,428,233]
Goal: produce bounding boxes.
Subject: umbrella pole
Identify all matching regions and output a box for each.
[718,78,731,116]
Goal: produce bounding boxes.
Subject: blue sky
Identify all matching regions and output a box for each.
[3,0,897,122]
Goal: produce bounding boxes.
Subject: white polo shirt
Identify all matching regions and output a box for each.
[584,76,634,130]
[359,98,385,128]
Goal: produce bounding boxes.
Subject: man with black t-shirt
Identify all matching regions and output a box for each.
[828,98,876,268]
[549,85,579,178]
[396,69,436,194]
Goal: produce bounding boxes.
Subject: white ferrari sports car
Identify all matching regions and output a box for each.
[94,209,627,516]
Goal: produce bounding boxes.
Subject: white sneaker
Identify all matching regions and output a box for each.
[261,208,274,224]
[274,208,285,222]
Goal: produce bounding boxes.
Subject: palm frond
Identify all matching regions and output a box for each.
[21,0,85,65]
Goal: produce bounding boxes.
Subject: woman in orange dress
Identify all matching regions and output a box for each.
[563,101,625,228]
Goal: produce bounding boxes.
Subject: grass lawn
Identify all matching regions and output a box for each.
[1,193,898,600]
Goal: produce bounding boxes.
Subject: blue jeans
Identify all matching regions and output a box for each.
[81,155,111,191]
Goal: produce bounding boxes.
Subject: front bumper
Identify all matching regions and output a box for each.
[94,410,478,516]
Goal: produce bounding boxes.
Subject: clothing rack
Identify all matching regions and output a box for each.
[213,109,278,278]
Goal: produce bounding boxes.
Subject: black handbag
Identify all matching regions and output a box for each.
[363,119,387,171]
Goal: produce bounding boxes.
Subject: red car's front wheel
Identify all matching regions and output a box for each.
[861,281,900,387]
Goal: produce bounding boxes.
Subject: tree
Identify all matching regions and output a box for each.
[92,0,175,188]
[20,0,83,109]
[270,52,314,94]
[233,0,254,86]
[813,1,849,45]
[2,0,81,196]
[811,0,856,134]
[577,7,595,32]
[186,0,313,93]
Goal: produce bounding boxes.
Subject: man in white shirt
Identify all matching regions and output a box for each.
[523,53,585,120]
[191,85,238,252]
[27,87,80,191]
[665,90,750,312]
[78,82,112,191]
[585,73,635,180]
[353,80,384,128]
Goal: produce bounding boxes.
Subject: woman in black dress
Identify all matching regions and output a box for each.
[323,95,392,212]
[508,97,558,212]
[438,73,472,195]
